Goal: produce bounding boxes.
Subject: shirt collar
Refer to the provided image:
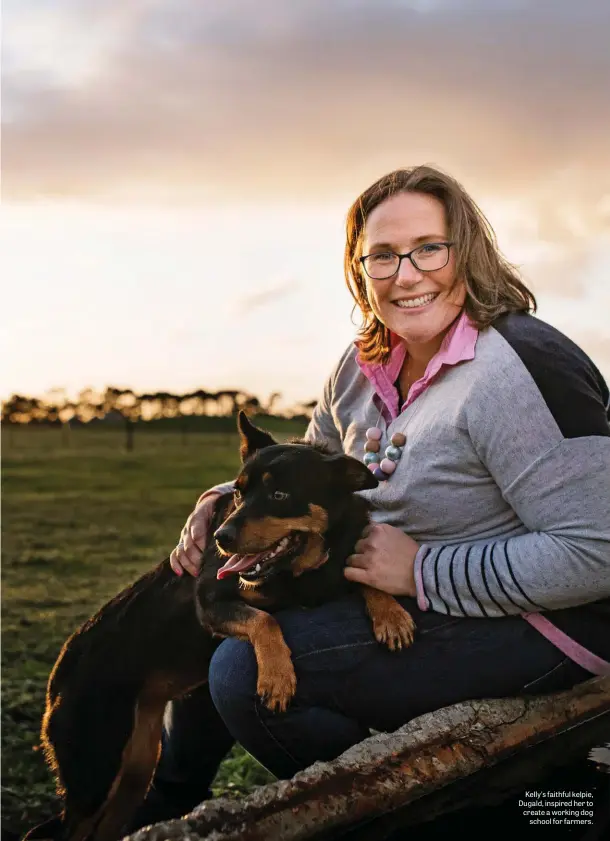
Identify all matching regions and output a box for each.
[355,310,478,419]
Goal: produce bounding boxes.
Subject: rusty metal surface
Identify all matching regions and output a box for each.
[124,675,610,841]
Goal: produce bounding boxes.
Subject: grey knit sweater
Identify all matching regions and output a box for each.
[305,313,610,665]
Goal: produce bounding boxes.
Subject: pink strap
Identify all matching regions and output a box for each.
[523,612,610,676]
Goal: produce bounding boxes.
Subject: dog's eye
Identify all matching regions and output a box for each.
[271,490,289,501]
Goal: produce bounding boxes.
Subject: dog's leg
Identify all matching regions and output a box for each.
[83,686,167,841]
[42,686,143,841]
[200,602,296,712]
[361,586,416,651]
[40,695,123,841]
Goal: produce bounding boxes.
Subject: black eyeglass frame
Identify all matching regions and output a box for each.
[359,242,454,279]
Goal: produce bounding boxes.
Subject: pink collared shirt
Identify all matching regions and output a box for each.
[355,310,478,420]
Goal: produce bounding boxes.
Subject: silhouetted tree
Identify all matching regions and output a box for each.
[1,394,50,424]
[76,387,104,422]
[265,392,282,415]
[215,390,240,415]
[1,394,36,424]
[242,396,261,416]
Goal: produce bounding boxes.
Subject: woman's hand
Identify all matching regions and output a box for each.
[169,490,222,577]
[344,523,419,597]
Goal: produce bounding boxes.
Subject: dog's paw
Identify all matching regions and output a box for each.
[256,658,297,713]
[372,604,416,651]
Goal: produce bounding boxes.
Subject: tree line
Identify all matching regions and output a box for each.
[1,387,317,426]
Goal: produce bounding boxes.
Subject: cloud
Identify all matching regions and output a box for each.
[3,0,610,305]
[3,0,610,205]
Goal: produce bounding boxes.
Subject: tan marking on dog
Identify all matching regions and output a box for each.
[223,612,296,712]
[307,504,328,534]
[238,586,274,607]
[361,586,416,651]
[227,504,329,553]
[290,533,329,577]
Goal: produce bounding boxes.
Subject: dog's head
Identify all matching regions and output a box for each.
[214,411,377,586]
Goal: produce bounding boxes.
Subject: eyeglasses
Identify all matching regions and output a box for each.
[360,242,453,280]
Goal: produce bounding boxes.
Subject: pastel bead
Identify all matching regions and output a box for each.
[363,451,380,466]
[372,466,387,481]
[391,432,406,447]
[385,445,402,461]
[366,427,382,441]
[365,440,380,453]
[380,458,397,475]
[367,462,378,473]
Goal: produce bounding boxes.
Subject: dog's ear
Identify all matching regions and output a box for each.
[237,410,277,462]
[322,453,378,491]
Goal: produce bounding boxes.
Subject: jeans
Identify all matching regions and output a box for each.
[130,595,590,830]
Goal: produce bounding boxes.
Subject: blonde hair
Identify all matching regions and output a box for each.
[345,165,537,364]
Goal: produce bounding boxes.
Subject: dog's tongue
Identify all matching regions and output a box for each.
[217,551,268,580]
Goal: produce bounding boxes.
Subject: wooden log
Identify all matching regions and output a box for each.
[124,676,610,841]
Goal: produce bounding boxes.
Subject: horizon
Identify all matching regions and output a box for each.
[2,0,609,406]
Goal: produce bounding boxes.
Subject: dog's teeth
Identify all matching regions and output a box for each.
[255,563,261,573]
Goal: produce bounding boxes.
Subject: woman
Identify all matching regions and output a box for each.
[132,166,610,828]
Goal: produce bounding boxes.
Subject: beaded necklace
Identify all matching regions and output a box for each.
[362,368,423,481]
[364,419,405,481]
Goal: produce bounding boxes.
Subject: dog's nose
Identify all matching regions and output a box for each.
[214,524,238,551]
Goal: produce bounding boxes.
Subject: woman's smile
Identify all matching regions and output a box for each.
[392,291,439,311]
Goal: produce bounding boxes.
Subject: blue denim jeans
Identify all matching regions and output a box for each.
[131,595,590,830]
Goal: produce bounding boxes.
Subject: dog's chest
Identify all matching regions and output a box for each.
[256,563,351,611]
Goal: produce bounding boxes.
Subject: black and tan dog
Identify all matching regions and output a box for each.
[25,412,415,841]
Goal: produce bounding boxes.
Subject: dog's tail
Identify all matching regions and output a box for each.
[20,816,63,841]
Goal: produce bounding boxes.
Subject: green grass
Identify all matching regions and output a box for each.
[1,420,307,834]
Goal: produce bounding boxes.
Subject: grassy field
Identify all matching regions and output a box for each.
[1,420,308,836]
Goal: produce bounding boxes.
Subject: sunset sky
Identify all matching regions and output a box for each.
[2,0,609,410]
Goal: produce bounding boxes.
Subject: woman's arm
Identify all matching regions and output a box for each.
[304,362,344,453]
[415,439,610,616]
[170,481,236,576]
[415,345,610,618]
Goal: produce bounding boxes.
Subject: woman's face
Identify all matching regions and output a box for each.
[361,191,466,353]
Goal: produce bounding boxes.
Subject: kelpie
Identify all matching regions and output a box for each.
[24,412,415,841]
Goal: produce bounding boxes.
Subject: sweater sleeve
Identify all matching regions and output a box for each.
[196,481,236,507]
[304,365,344,454]
[414,335,610,618]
